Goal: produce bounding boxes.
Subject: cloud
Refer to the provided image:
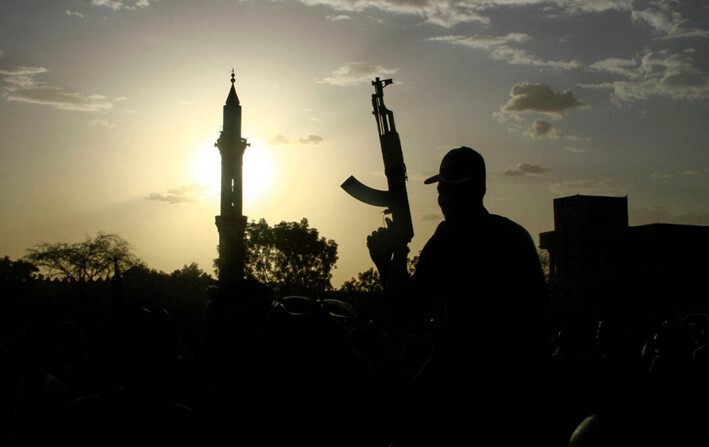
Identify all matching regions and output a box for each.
[657,29,709,40]
[296,0,631,27]
[326,14,351,21]
[651,172,673,179]
[318,62,397,86]
[89,118,117,128]
[4,82,113,112]
[559,1,633,14]
[496,83,587,121]
[90,0,153,10]
[586,49,708,101]
[0,66,50,76]
[564,146,587,153]
[428,33,531,50]
[267,134,324,146]
[524,120,558,139]
[144,184,210,204]
[66,10,85,18]
[594,49,709,102]
[493,47,581,70]
[503,163,552,176]
[589,58,638,78]
[0,65,113,112]
[267,134,290,146]
[429,33,580,70]
[564,133,591,142]
[419,2,489,27]
[298,0,489,27]
[297,134,324,145]
[631,1,686,35]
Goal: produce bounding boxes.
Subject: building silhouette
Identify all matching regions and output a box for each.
[540,195,709,320]
[214,71,248,284]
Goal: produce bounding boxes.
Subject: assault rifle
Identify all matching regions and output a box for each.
[341,77,414,264]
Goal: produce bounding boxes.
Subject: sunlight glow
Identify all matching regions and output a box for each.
[191,143,221,194]
[191,139,273,204]
[243,139,273,203]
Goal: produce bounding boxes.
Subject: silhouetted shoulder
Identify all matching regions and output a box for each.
[423,213,535,249]
[488,213,535,238]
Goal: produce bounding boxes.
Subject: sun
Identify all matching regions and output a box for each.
[191,139,273,204]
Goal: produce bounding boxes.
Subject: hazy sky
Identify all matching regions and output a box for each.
[1,0,707,286]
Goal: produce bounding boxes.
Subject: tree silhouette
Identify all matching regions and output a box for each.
[0,256,40,284]
[340,254,419,293]
[170,262,216,286]
[244,218,338,296]
[25,232,140,282]
[340,267,382,293]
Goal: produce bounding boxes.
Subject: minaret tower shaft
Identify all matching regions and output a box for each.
[215,70,248,283]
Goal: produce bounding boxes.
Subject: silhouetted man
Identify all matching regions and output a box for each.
[367,146,550,445]
[369,146,547,327]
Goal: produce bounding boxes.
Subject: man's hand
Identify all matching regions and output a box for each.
[367,223,396,275]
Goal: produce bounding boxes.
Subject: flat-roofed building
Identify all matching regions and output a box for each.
[539,195,709,320]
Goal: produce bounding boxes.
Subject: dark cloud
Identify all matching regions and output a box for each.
[524,120,558,139]
[503,163,553,176]
[660,70,707,88]
[297,134,324,145]
[499,83,587,118]
[145,184,210,204]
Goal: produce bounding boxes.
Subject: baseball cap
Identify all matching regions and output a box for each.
[424,146,486,185]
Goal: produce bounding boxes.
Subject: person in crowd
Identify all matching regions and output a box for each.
[52,307,196,447]
[367,146,551,445]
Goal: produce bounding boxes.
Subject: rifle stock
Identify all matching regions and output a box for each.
[341,77,414,251]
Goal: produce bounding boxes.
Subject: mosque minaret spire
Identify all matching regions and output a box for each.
[214,69,248,283]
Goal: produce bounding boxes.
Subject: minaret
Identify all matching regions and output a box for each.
[215,70,248,284]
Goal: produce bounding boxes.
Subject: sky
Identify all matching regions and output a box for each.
[1,0,707,287]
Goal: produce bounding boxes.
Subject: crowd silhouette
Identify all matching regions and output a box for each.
[2,269,708,446]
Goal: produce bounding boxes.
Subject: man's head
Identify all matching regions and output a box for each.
[425,146,486,220]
